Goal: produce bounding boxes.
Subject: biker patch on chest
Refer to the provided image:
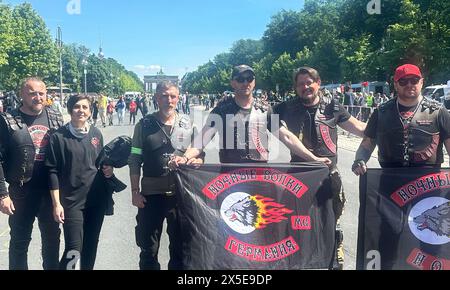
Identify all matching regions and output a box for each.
[416,120,433,126]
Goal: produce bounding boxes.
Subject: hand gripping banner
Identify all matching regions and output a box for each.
[175,163,336,270]
[357,168,450,270]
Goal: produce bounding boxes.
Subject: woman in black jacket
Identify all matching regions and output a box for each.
[46,95,113,270]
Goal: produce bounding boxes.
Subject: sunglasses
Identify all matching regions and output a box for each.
[234,76,255,83]
[398,77,421,86]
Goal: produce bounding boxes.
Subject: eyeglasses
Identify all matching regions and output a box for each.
[398,78,421,86]
[234,76,255,83]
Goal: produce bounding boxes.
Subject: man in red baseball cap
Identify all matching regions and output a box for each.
[352,63,450,269]
[354,62,450,172]
[393,64,422,82]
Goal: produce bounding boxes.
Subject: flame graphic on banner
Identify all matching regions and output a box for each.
[251,195,293,229]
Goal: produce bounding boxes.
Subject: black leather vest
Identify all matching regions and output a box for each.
[216,97,270,163]
[376,98,443,166]
[0,107,63,185]
[312,97,339,158]
[280,96,339,161]
[141,114,193,177]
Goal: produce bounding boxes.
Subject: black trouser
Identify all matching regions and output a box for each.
[59,205,105,270]
[130,112,137,125]
[135,194,183,270]
[8,186,61,270]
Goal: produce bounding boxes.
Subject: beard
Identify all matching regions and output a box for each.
[160,107,175,118]
[299,92,319,106]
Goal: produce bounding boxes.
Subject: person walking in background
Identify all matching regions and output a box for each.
[116,96,126,125]
[129,98,138,125]
[91,98,99,127]
[97,94,107,128]
[106,100,115,126]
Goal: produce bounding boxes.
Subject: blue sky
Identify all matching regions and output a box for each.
[3,0,304,80]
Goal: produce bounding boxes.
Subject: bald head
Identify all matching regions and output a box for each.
[19,77,47,116]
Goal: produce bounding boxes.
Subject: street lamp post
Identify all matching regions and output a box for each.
[82,58,88,96]
[56,27,63,99]
[72,78,77,95]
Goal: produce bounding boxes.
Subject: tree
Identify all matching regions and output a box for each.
[271,53,296,95]
[0,4,13,67]
[253,53,276,91]
[262,10,302,58]
[0,3,58,91]
[229,39,264,67]
[185,0,450,92]
[0,3,58,90]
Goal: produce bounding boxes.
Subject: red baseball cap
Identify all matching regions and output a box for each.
[394,64,422,82]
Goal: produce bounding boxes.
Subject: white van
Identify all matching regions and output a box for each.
[422,81,450,103]
[124,91,141,100]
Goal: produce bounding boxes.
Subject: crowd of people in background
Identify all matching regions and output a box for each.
[173,86,393,125]
[0,81,415,127]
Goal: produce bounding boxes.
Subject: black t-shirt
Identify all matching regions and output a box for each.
[46,125,104,209]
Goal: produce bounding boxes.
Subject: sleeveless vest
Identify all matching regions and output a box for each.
[376,98,442,166]
[0,107,63,185]
[141,113,193,177]
[215,96,270,163]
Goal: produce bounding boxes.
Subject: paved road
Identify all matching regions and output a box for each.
[0,106,379,270]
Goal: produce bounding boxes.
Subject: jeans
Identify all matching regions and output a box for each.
[117,109,125,125]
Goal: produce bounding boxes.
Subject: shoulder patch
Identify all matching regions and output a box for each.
[178,115,192,129]
[378,98,395,112]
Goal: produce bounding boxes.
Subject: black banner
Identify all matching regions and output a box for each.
[175,163,336,270]
[357,168,450,270]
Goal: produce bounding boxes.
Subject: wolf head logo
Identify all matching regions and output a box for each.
[224,196,258,227]
[224,194,293,230]
[414,202,450,237]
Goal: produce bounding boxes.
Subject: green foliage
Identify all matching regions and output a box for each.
[0,3,58,91]
[0,3,142,94]
[186,0,449,92]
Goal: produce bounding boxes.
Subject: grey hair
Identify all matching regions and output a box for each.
[156,81,179,95]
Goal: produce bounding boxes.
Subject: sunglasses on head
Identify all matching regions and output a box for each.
[234,75,255,83]
[398,77,421,86]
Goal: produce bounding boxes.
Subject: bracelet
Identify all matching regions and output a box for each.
[0,194,9,200]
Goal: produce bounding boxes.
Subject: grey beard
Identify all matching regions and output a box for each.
[159,109,175,118]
